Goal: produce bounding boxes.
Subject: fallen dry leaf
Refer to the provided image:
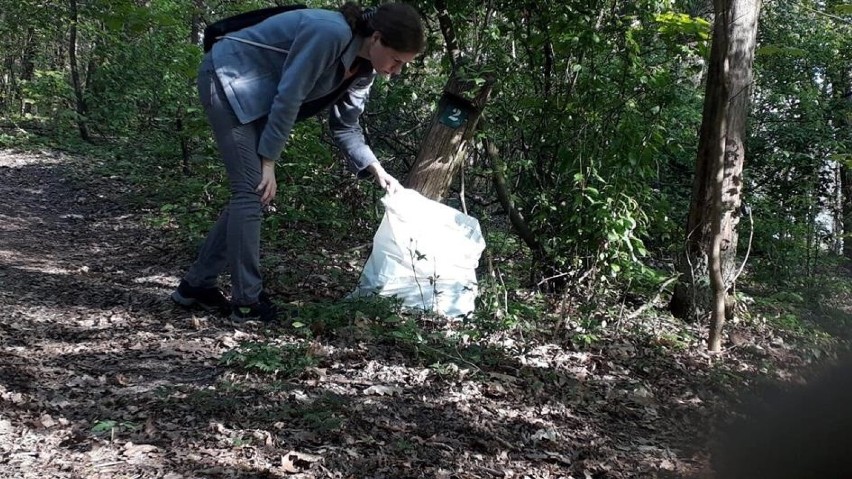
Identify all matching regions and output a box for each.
[363,384,402,396]
[281,450,322,473]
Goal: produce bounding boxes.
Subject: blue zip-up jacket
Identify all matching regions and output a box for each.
[210,8,378,177]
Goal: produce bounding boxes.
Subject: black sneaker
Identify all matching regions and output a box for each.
[230,292,278,324]
[170,279,230,314]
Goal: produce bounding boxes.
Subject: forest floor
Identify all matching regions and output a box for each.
[0,148,850,479]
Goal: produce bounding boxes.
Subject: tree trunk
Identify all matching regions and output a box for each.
[486,137,540,252]
[671,0,761,339]
[19,28,37,116]
[180,0,206,175]
[68,0,91,142]
[844,165,852,259]
[3,54,15,115]
[405,72,493,201]
[190,0,204,47]
[834,162,844,255]
[404,0,494,201]
[706,0,731,353]
[832,38,852,258]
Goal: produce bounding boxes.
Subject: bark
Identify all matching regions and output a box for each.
[83,41,98,94]
[834,163,844,255]
[830,25,852,258]
[707,0,731,353]
[840,87,851,259]
[180,0,206,175]
[3,54,15,114]
[405,72,494,201]
[68,0,91,142]
[434,0,460,66]
[20,28,36,115]
[176,109,191,176]
[405,2,494,201]
[708,188,728,351]
[845,165,852,259]
[190,0,204,47]
[671,0,761,336]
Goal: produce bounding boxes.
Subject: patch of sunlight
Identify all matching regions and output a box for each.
[4,260,76,276]
[0,215,43,231]
[133,274,180,288]
[0,152,65,167]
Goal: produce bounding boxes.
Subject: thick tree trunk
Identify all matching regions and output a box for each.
[68,0,91,142]
[706,0,731,353]
[834,61,852,258]
[405,0,493,201]
[671,0,761,342]
[405,72,493,201]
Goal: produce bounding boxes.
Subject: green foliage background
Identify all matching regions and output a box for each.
[0,0,850,320]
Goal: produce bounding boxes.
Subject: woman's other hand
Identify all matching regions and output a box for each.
[367,162,402,194]
[257,158,277,205]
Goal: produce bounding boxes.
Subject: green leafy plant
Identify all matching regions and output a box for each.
[220,342,317,377]
[290,296,403,338]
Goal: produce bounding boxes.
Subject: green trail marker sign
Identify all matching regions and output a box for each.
[438,101,470,129]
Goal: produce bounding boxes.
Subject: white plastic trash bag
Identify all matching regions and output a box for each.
[351,188,486,317]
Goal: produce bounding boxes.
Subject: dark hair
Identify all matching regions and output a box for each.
[339,2,426,53]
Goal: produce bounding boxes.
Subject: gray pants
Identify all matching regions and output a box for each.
[183,54,267,305]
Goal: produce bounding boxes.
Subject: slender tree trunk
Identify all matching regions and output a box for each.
[190,0,204,47]
[19,28,37,116]
[68,0,91,142]
[84,42,97,93]
[3,56,15,115]
[671,0,761,345]
[0,9,6,113]
[434,0,459,64]
[833,163,844,255]
[176,110,191,175]
[844,165,852,259]
[486,137,540,252]
[179,0,206,175]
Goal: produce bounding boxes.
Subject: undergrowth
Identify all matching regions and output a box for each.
[3,131,851,399]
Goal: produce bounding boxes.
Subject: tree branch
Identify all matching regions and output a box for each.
[434,0,460,67]
[485,138,541,252]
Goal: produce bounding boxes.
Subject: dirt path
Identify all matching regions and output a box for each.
[0,149,241,477]
[3,148,809,479]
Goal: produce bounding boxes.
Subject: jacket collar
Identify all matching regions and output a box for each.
[340,34,367,72]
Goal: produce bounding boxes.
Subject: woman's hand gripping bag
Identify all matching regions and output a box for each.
[351,189,486,317]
